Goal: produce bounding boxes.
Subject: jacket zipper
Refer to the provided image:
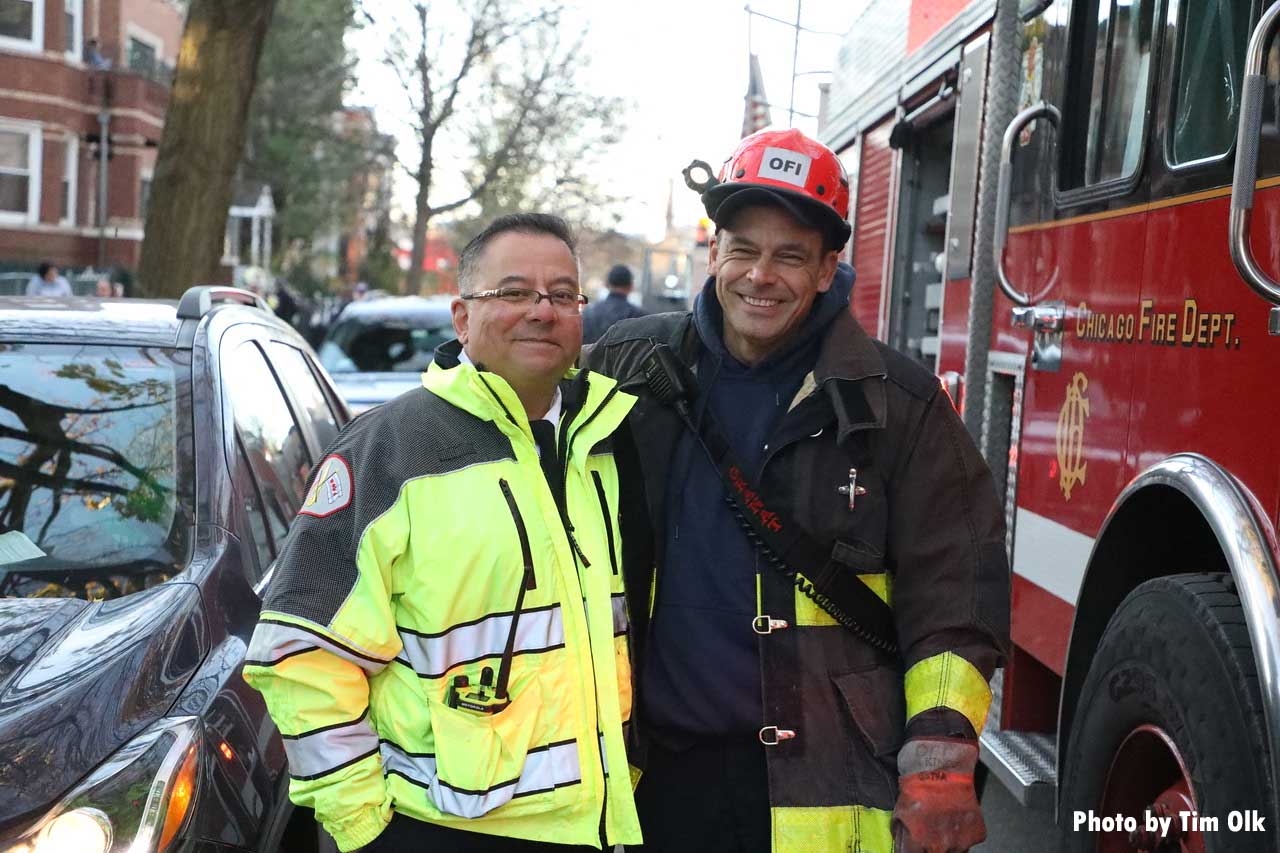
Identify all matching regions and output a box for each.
[481,368,618,814]
[557,378,620,823]
[591,470,619,575]
[496,479,536,700]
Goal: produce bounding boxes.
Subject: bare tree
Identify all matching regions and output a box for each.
[384,1,620,293]
[137,0,278,298]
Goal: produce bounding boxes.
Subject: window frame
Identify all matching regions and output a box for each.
[0,119,42,225]
[223,336,315,520]
[234,431,277,587]
[0,0,44,55]
[60,133,77,226]
[126,23,163,77]
[1056,0,1165,207]
[266,341,346,451]
[62,0,80,61]
[1162,0,1259,173]
[138,168,152,222]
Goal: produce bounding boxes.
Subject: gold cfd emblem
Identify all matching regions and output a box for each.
[1056,373,1090,501]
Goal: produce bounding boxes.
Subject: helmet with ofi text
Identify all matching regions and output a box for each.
[687,128,852,251]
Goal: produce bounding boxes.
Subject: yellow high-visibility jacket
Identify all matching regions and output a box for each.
[243,349,641,852]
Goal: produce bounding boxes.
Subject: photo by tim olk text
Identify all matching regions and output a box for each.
[1074,810,1267,835]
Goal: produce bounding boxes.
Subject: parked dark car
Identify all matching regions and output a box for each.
[317,296,454,414]
[0,288,350,853]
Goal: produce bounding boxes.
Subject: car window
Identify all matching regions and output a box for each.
[0,344,193,599]
[319,315,453,373]
[224,341,312,535]
[235,435,276,582]
[268,342,341,451]
[1062,0,1157,187]
[1170,0,1250,165]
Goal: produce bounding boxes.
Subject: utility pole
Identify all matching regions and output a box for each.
[95,71,112,271]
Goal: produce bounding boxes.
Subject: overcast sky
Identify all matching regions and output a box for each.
[351,1,870,242]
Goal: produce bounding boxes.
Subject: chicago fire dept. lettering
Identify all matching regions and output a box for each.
[1056,373,1089,502]
[1075,300,1240,349]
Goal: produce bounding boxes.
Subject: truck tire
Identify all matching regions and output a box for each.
[1058,574,1273,852]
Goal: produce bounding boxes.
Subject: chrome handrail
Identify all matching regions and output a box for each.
[1230,0,1280,335]
[994,102,1060,307]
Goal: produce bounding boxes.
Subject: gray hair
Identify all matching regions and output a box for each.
[456,213,578,294]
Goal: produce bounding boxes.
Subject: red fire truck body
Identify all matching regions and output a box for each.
[823,0,1280,845]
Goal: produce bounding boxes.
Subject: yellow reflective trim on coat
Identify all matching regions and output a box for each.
[793,573,891,626]
[771,805,892,853]
[904,651,992,735]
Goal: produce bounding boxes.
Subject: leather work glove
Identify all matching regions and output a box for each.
[891,738,986,853]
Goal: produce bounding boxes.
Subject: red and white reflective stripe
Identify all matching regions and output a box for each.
[1011,508,1093,605]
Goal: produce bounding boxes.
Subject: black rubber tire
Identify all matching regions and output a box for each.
[1058,574,1273,852]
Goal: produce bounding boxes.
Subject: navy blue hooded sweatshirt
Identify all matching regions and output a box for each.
[643,264,855,740]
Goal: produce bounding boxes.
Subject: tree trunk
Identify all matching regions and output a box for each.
[406,148,433,295]
[137,0,278,298]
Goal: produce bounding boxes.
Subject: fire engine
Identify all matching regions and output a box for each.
[821,0,1280,848]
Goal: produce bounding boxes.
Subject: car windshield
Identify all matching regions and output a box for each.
[0,344,192,600]
[318,314,453,374]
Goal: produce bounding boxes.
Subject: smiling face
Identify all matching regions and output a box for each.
[709,204,839,366]
[451,230,582,398]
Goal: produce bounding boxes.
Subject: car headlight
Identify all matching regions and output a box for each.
[1,717,200,853]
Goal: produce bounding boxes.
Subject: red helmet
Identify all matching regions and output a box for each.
[699,128,852,250]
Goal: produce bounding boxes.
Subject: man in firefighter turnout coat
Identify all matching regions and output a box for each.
[244,213,644,852]
[583,129,1011,853]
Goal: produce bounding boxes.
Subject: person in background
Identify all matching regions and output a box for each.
[581,263,644,344]
[584,128,1009,853]
[26,263,72,298]
[243,213,645,853]
[94,277,114,298]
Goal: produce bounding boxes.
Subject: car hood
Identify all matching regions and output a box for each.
[331,371,423,411]
[0,582,207,831]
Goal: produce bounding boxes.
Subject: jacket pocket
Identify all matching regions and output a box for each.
[425,679,543,819]
[832,538,886,575]
[832,666,904,759]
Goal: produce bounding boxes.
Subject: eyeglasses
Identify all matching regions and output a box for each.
[461,287,589,311]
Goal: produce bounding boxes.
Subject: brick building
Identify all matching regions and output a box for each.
[0,0,185,273]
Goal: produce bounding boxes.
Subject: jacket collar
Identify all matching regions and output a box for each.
[814,309,887,440]
[678,299,888,442]
[426,338,634,454]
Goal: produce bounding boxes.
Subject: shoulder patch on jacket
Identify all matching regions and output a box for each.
[300,455,353,517]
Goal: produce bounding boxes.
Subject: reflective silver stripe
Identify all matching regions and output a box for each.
[397,605,564,678]
[283,713,380,780]
[380,738,582,819]
[611,594,628,636]
[599,732,608,776]
[248,620,390,674]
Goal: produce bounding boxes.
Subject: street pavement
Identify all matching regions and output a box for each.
[976,776,1059,852]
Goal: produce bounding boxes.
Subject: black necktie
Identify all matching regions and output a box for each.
[530,419,561,501]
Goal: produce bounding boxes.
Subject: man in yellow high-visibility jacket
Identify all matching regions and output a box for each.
[244,213,645,852]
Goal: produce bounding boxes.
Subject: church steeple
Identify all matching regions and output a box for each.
[665,178,675,239]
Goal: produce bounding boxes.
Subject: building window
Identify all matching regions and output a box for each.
[0,0,43,52]
[128,36,158,77]
[63,0,81,58]
[0,123,41,224]
[139,173,152,221]
[61,136,77,225]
